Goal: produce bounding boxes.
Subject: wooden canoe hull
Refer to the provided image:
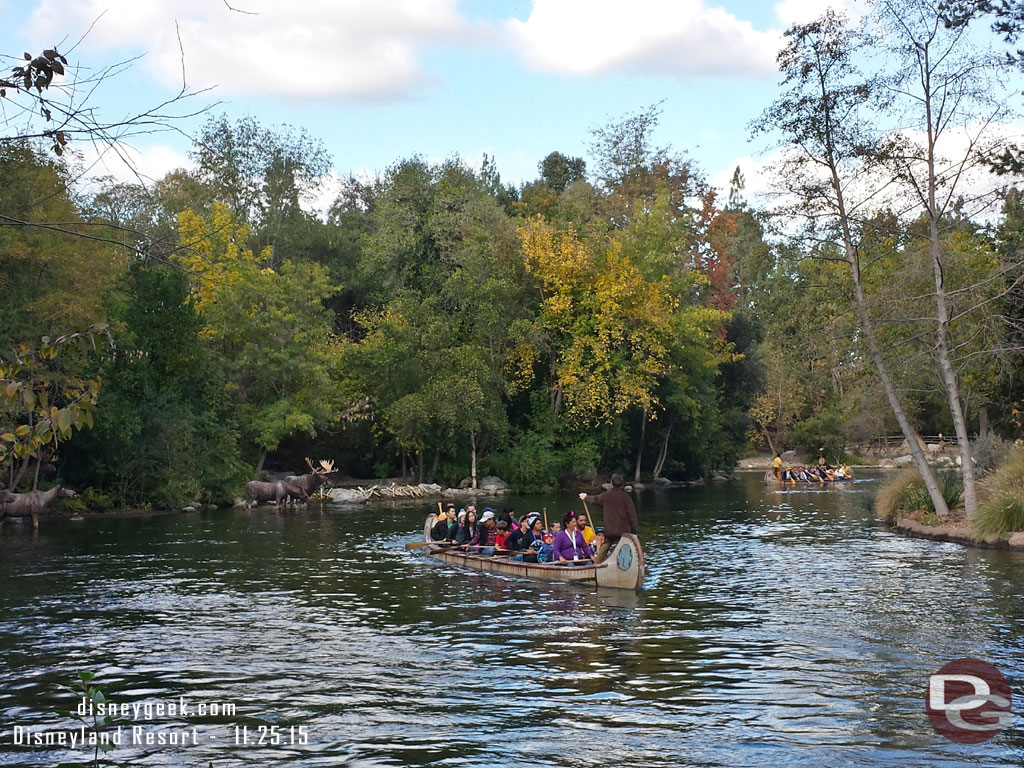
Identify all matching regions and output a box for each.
[420,515,644,591]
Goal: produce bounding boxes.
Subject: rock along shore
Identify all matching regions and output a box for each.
[894,517,1024,551]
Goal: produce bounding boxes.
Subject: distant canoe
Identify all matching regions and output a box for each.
[763,469,855,486]
[419,514,644,591]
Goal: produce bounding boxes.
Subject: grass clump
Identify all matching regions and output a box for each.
[975,447,1024,537]
[875,468,926,525]
[875,467,964,525]
[936,470,964,511]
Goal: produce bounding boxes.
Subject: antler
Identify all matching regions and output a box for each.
[305,458,335,474]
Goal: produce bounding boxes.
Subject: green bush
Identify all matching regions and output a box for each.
[564,438,599,483]
[484,431,562,492]
[62,487,116,515]
[975,447,1024,536]
[937,470,965,511]
[972,432,1012,475]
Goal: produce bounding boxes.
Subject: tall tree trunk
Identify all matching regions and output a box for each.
[979,405,989,440]
[825,220,946,509]
[470,431,478,490]
[255,449,268,479]
[759,424,777,457]
[11,458,30,491]
[652,421,674,479]
[400,448,407,481]
[924,74,978,517]
[808,53,951,517]
[418,449,425,485]
[429,448,440,484]
[32,458,41,491]
[847,262,947,512]
[634,407,647,483]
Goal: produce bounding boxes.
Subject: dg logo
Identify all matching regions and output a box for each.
[927,658,1012,744]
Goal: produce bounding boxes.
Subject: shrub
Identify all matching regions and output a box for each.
[875,468,925,525]
[972,432,1012,475]
[936,470,965,511]
[484,431,563,492]
[975,447,1024,536]
[61,487,116,515]
[874,468,964,524]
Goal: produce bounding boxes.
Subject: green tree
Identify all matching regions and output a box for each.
[176,204,342,473]
[755,10,954,514]
[190,114,332,245]
[61,265,246,506]
[538,151,586,192]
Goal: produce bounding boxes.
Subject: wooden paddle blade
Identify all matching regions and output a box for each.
[406,540,457,550]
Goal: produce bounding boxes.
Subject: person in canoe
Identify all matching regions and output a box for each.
[506,515,531,551]
[430,502,459,541]
[455,507,477,545]
[468,508,499,554]
[553,511,593,566]
[579,473,638,564]
[576,511,596,546]
[772,453,783,479]
[497,507,518,529]
[509,514,544,562]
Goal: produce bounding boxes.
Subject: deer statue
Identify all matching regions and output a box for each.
[0,485,77,529]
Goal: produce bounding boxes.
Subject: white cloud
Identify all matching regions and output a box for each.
[506,0,781,79]
[716,120,1024,224]
[75,141,194,188]
[711,154,778,207]
[25,0,471,100]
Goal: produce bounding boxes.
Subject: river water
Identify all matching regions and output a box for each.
[0,471,1021,767]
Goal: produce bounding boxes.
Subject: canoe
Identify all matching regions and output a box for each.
[763,469,855,486]
[420,514,645,591]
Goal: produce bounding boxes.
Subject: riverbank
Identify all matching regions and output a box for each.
[894,513,1024,550]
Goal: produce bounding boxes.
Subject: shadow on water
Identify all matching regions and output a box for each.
[0,471,1022,766]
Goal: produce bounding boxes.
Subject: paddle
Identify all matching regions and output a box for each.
[405,540,459,551]
[581,496,601,532]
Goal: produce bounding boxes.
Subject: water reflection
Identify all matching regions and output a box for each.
[0,473,1021,766]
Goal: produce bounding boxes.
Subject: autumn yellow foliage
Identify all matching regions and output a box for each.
[514,216,681,424]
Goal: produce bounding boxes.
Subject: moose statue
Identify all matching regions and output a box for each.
[285,458,336,504]
[244,458,336,509]
[244,479,307,509]
[0,485,77,529]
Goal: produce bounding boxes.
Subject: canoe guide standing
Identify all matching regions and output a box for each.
[578,473,638,564]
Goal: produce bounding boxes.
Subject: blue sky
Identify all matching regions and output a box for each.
[1,0,855,208]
